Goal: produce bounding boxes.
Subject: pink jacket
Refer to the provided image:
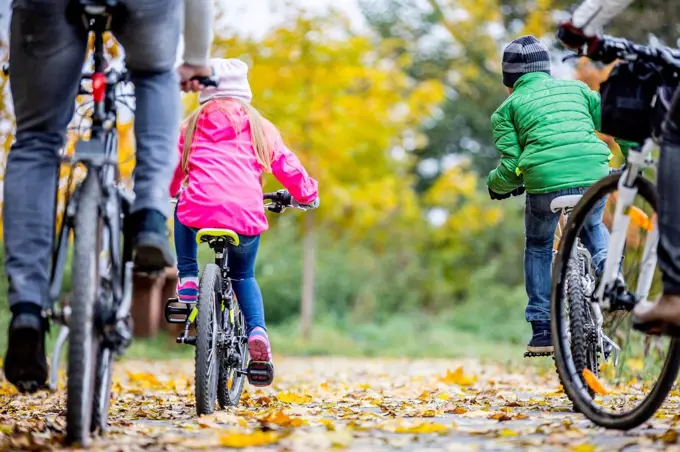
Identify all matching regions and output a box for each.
[170,100,318,236]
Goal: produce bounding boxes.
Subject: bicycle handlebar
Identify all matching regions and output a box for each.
[188,76,218,88]
[586,36,680,71]
[263,190,316,213]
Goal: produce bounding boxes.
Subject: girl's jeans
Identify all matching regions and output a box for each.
[524,187,609,323]
[173,209,265,334]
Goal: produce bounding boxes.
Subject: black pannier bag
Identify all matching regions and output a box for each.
[599,61,661,143]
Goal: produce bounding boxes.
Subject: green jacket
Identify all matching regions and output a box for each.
[486,72,631,195]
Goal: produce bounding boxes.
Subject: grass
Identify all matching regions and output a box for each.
[119,313,526,365]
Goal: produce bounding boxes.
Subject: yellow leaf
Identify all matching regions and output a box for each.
[499,428,519,437]
[259,409,307,427]
[394,422,448,434]
[439,367,477,386]
[276,391,313,404]
[661,429,679,445]
[437,393,451,401]
[582,369,608,395]
[572,444,597,452]
[218,431,282,448]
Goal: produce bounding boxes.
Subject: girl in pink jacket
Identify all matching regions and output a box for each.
[170,59,319,383]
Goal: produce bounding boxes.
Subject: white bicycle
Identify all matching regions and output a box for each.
[551,35,680,430]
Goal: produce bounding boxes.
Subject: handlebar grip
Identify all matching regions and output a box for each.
[189,76,218,87]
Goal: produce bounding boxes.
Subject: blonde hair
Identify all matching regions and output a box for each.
[181,99,274,182]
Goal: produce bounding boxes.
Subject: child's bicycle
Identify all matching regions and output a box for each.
[550,35,680,430]
[165,190,313,415]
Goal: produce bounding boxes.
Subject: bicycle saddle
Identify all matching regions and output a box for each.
[550,195,583,213]
[196,228,240,246]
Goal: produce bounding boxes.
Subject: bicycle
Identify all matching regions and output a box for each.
[4,0,216,444]
[551,36,680,430]
[165,190,313,415]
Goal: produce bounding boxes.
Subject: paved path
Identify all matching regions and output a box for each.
[1,357,679,451]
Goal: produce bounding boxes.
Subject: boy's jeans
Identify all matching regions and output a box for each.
[524,187,609,323]
[173,209,266,335]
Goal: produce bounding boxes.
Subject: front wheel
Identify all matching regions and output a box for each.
[551,173,680,430]
[195,264,221,416]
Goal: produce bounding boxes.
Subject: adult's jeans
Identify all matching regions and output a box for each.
[4,0,182,310]
[658,89,680,295]
[173,209,266,334]
[524,187,609,323]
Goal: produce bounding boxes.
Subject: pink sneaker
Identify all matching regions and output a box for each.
[248,327,271,362]
[176,279,198,303]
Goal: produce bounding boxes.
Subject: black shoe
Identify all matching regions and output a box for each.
[4,308,48,393]
[527,321,553,353]
[129,209,175,273]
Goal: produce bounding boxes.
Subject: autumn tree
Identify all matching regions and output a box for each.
[208,9,445,338]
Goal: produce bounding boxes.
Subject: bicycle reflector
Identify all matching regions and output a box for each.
[92,72,106,103]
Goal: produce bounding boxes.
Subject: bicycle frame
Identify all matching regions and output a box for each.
[595,139,657,310]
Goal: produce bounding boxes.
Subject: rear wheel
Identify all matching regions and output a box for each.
[195,264,221,416]
[66,173,102,445]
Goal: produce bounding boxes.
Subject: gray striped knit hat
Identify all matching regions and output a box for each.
[502,36,551,88]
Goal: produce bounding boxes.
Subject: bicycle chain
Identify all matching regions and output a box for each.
[524,351,554,358]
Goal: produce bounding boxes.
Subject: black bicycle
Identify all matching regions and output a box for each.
[165,190,313,415]
[4,0,216,445]
[552,35,680,430]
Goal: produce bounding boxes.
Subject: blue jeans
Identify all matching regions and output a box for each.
[173,209,265,334]
[4,0,181,310]
[524,187,609,323]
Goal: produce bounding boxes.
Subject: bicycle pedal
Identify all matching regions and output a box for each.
[164,298,193,324]
[246,361,274,387]
[524,351,554,358]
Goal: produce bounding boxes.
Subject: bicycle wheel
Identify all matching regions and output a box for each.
[195,264,221,416]
[66,173,102,445]
[218,301,248,408]
[565,251,597,398]
[552,173,680,430]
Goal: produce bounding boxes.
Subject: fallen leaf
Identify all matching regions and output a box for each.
[394,422,448,434]
[218,430,282,448]
[276,391,313,405]
[439,367,477,386]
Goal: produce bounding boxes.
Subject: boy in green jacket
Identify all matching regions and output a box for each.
[487,35,628,354]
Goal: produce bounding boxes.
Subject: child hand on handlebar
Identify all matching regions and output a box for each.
[169,59,318,384]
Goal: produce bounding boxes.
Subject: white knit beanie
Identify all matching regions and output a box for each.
[198,58,253,104]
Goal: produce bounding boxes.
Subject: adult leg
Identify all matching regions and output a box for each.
[634,87,680,330]
[3,0,87,390]
[115,0,182,271]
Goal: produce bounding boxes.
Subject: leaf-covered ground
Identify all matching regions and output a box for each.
[1,357,680,451]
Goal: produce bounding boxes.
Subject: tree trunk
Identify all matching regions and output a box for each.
[300,209,316,340]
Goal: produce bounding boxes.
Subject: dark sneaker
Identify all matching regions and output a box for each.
[527,321,553,353]
[130,209,175,273]
[4,310,48,393]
